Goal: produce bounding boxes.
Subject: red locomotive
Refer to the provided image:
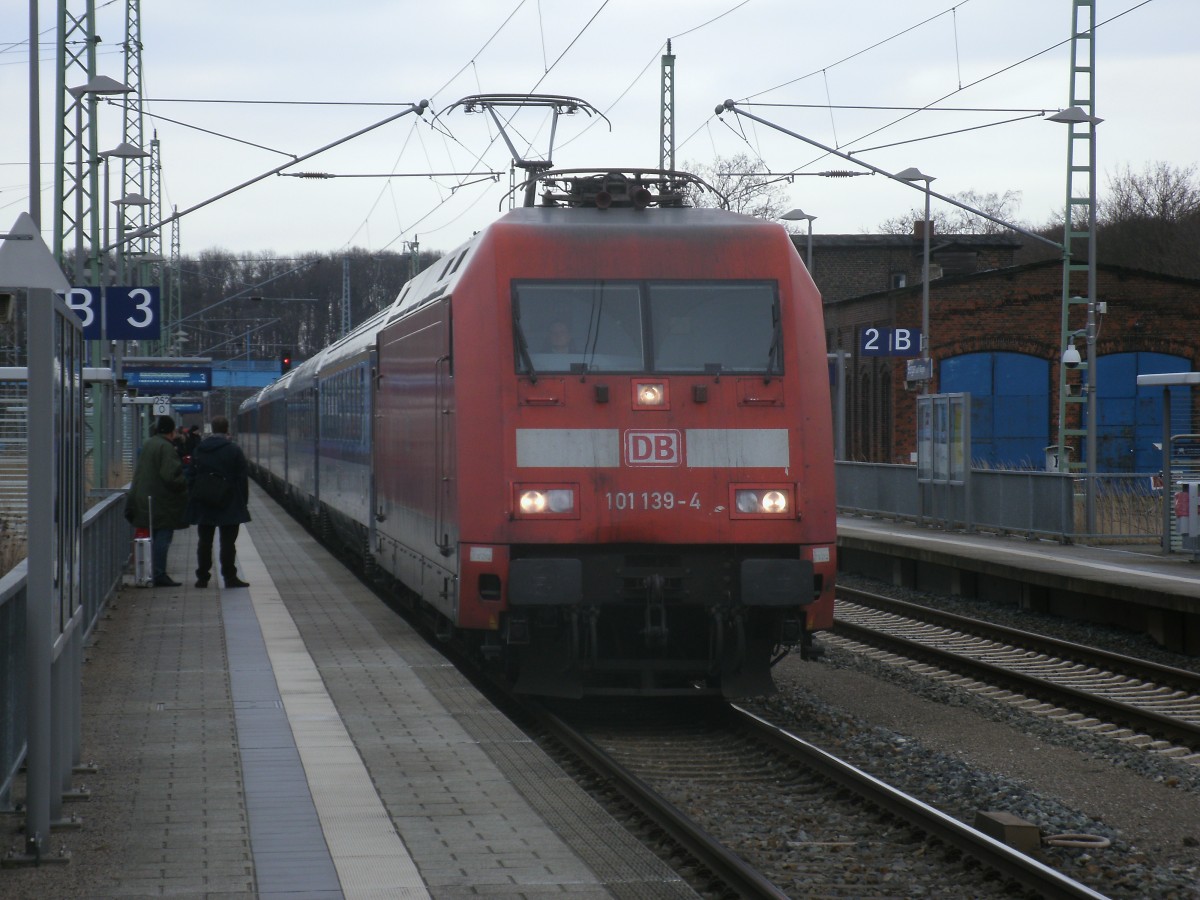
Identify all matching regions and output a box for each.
[240,168,836,697]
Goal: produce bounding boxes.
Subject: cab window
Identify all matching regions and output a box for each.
[513,280,780,376]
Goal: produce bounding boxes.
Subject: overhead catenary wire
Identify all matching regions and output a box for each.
[558,0,758,153]
[281,171,502,180]
[712,0,1158,195]
[100,101,431,256]
[952,5,963,90]
[78,3,935,254]
[49,0,1164,263]
[737,0,1158,162]
[671,0,752,40]
[108,99,298,158]
[364,0,616,249]
[743,1,976,103]
[849,112,1049,154]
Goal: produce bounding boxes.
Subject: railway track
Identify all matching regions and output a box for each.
[833,585,1200,762]
[328,508,1134,897]
[530,698,1106,899]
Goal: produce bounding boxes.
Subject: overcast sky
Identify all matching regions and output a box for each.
[2,0,1196,260]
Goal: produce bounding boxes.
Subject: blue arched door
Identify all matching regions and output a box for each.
[940,352,1049,468]
[1095,352,1190,472]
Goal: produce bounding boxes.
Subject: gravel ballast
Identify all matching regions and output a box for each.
[745,573,1200,899]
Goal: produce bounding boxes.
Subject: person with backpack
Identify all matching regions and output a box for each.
[186,415,251,588]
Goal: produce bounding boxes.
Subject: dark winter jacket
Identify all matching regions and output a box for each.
[128,434,189,530]
[186,434,252,526]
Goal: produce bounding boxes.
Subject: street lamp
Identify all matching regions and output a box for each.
[780,208,817,271]
[896,167,936,392]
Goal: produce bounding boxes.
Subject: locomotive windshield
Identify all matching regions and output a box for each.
[513,280,780,376]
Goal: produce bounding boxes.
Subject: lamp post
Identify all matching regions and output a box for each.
[896,168,936,392]
[98,142,149,283]
[85,138,146,487]
[1048,105,1102,536]
[780,208,817,271]
[103,191,150,412]
[112,192,150,287]
[782,207,845,457]
[65,76,134,282]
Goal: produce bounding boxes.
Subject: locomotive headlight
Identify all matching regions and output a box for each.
[519,490,548,514]
[515,486,577,517]
[734,488,792,515]
[635,382,666,407]
[761,490,788,513]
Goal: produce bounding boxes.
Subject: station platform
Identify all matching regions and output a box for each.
[4,484,693,899]
[8,496,1199,898]
[837,514,1200,652]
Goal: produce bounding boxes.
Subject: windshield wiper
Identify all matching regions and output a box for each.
[514,322,538,383]
[765,317,782,383]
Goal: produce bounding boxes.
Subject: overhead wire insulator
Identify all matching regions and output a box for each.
[293,172,334,179]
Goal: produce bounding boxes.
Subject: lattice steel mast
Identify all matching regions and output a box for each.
[1054,0,1100,533]
[119,0,148,284]
[659,40,675,172]
[52,0,99,280]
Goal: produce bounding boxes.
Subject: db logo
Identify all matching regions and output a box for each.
[624,430,681,466]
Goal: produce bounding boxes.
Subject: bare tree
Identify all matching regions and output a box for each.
[879,189,1025,235]
[1102,161,1200,225]
[1096,162,1200,278]
[683,154,791,220]
[171,248,421,360]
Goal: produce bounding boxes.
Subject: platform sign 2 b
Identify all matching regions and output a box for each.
[860,326,920,357]
[62,286,161,340]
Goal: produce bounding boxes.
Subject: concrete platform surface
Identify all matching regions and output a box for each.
[2,484,695,899]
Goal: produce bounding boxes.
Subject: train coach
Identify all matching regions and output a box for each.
[238,168,837,697]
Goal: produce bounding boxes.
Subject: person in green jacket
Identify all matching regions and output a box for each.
[128,416,190,586]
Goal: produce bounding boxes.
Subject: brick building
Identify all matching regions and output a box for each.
[796,231,1200,470]
[809,230,1022,303]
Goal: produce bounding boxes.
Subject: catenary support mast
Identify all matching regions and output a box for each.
[658,40,675,172]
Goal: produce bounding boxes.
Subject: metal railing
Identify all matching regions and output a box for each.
[837,462,1164,545]
[0,488,130,813]
[0,279,137,863]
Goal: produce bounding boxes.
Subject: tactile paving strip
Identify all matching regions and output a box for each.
[246,488,697,897]
[234,526,429,898]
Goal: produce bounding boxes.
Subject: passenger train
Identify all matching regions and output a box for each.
[237,167,837,697]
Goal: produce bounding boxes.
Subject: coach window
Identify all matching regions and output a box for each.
[514,281,643,374]
[647,282,779,374]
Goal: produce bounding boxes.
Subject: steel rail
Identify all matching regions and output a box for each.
[839,585,1200,690]
[726,705,1109,900]
[833,592,1200,747]
[531,703,790,900]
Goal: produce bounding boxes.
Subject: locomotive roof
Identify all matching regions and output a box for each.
[497,204,776,235]
[243,203,791,408]
[380,205,779,318]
